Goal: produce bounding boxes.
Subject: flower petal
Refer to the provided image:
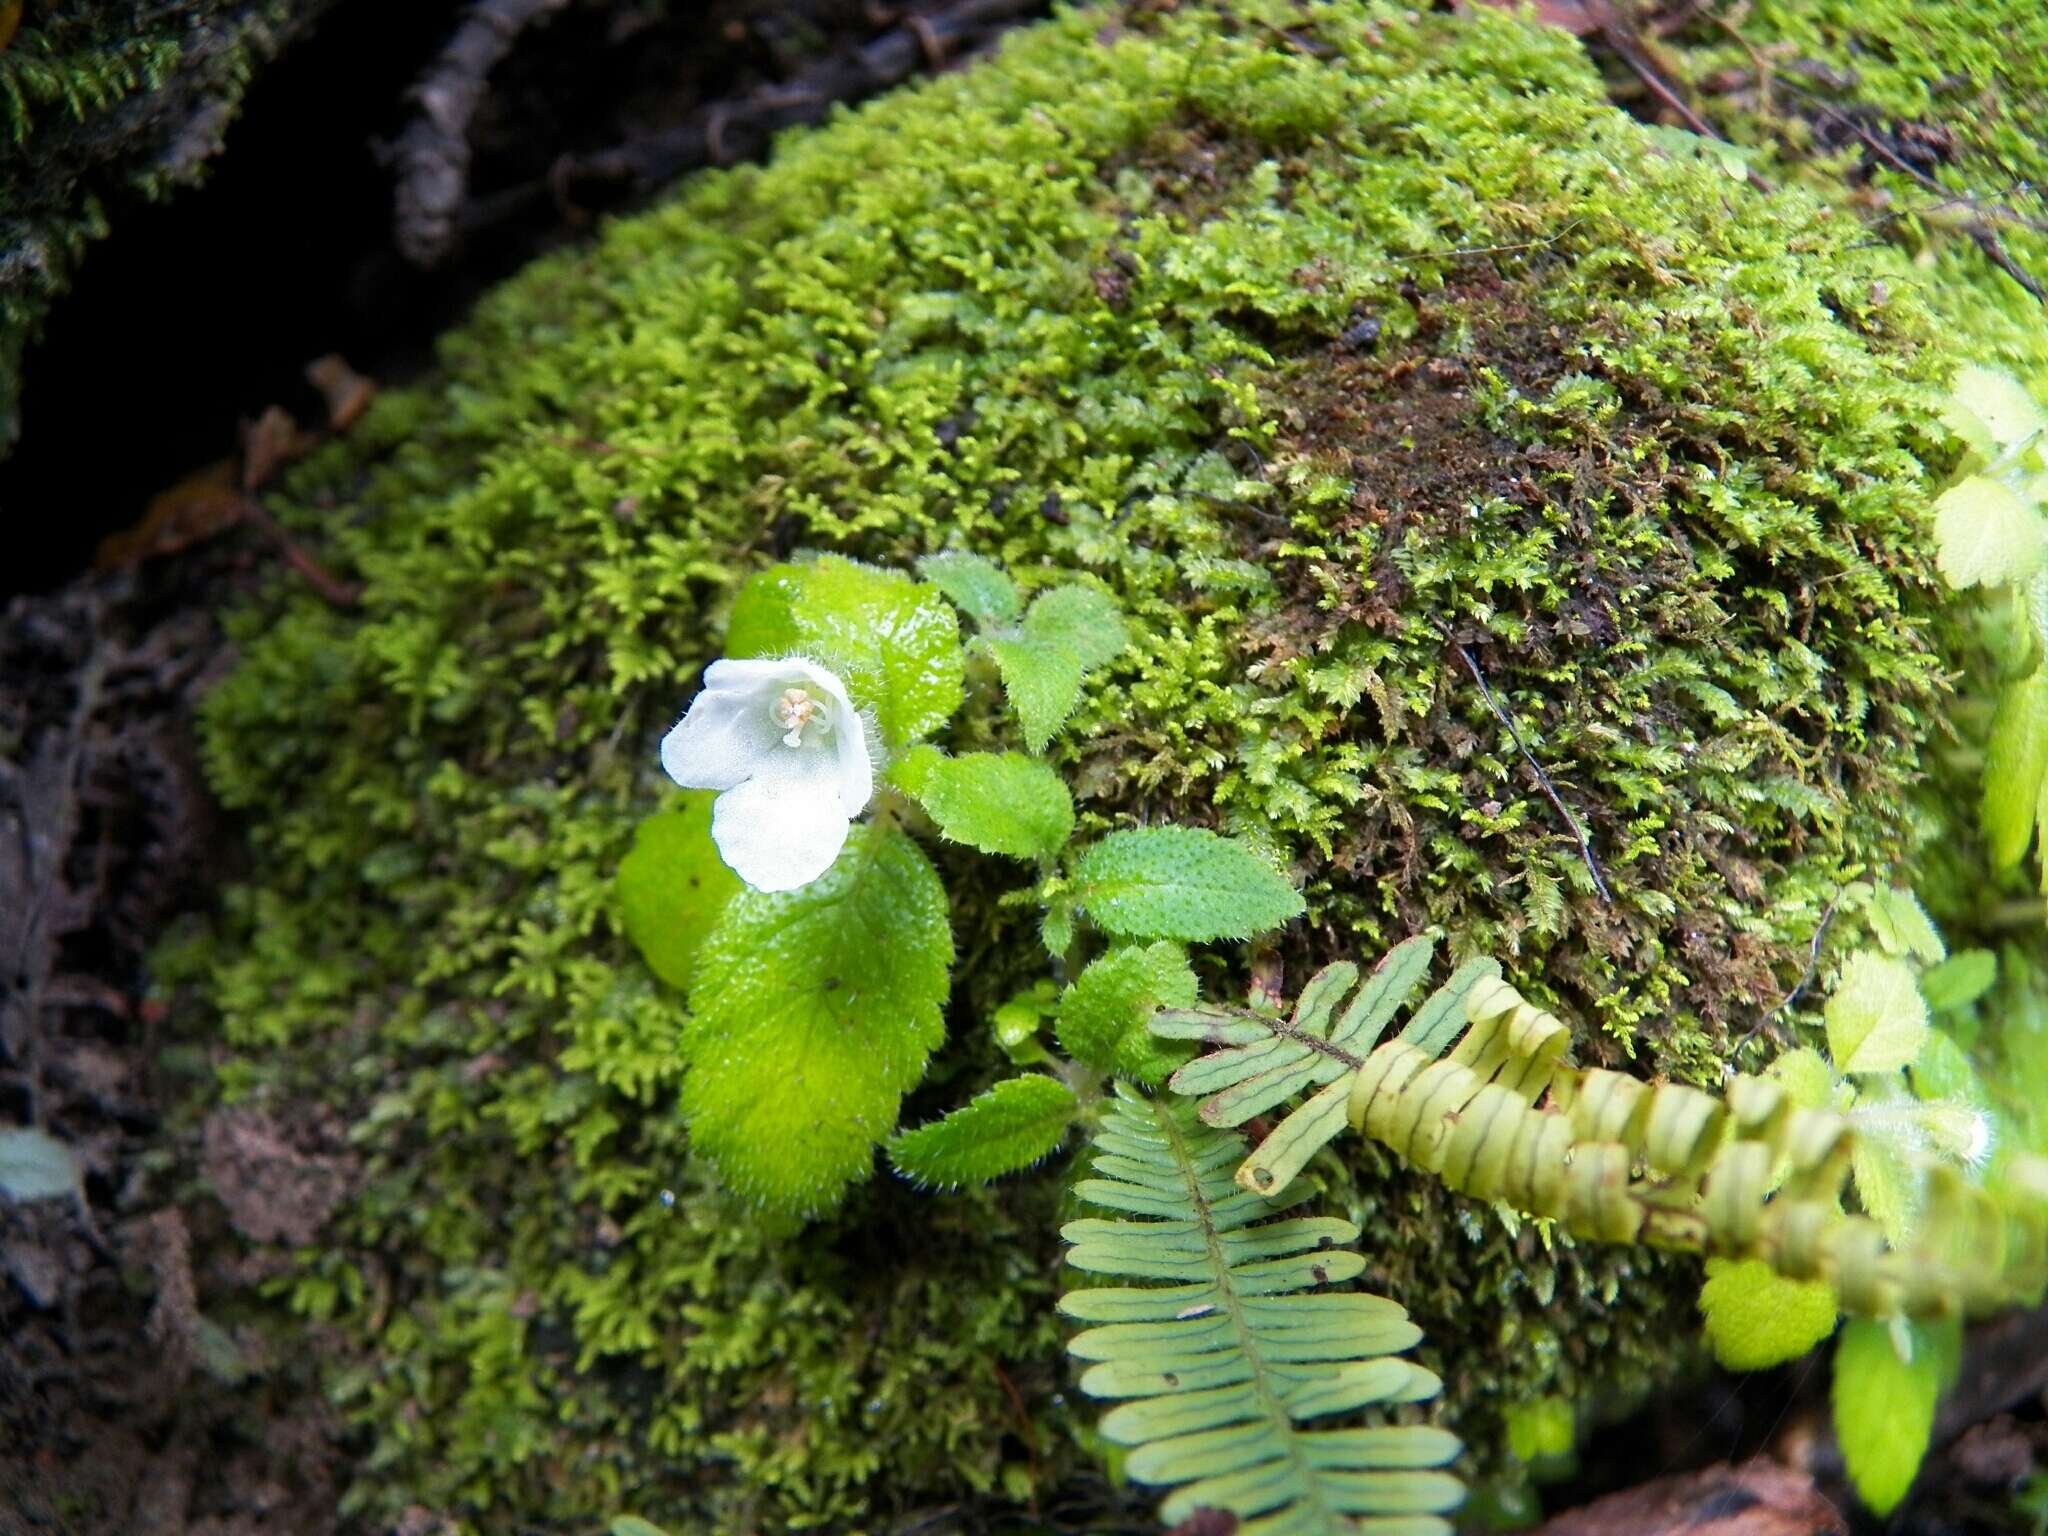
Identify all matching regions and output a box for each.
[710,762,854,892]
[660,669,783,791]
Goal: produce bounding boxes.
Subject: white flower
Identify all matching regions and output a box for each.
[660,656,874,892]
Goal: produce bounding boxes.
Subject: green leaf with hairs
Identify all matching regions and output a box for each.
[1984,671,2048,869]
[980,583,1127,749]
[1825,952,1929,1076]
[684,824,951,1216]
[917,551,1020,629]
[616,794,743,989]
[899,749,1074,859]
[1699,1257,1838,1371]
[1919,950,1996,1015]
[1865,887,1945,965]
[1024,584,1127,670]
[1833,1316,1960,1516]
[1072,826,1304,942]
[1057,942,1198,1083]
[986,632,1084,752]
[1945,364,2048,456]
[725,554,964,747]
[889,1075,1080,1187]
[1933,476,2043,591]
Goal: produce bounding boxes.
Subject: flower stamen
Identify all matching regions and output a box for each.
[771,687,824,748]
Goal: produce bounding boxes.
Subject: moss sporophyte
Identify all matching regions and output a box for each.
[660,657,876,892]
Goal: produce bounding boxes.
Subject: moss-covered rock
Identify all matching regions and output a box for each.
[168,1,2040,1528]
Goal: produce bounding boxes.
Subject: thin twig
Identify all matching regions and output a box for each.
[551,0,1047,195]
[238,501,362,608]
[1442,631,1613,904]
[1773,80,2046,301]
[1729,890,1842,1061]
[392,0,575,267]
[1387,218,1586,263]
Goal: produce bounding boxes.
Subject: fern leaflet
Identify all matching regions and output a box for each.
[1060,1088,1462,1535]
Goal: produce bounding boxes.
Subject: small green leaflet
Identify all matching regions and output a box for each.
[916,551,1021,629]
[1022,585,1127,670]
[1910,1027,1988,1106]
[1932,476,2042,591]
[1056,942,1198,1084]
[724,554,964,748]
[1945,363,2048,457]
[609,1519,675,1536]
[991,979,1058,1065]
[0,1127,82,1203]
[1849,1125,1921,1247]
[1766,1046,1836,1110]
[1983,670,2048,869]
[893,747,1074,860]
[683,824,952,1217]
[1919,950,1996,1015]
[1071,826,1304,942]
[616,794,743,988]
[1825,951,1929,1076]
[987,633,1086,753]
[888,1075,1080,1187]
[918,554,1130,750]
[1832,1315,1961,1516]
[984,583,1129,751]
[1864,886,1945,966]
[1698,1257,1838,1371]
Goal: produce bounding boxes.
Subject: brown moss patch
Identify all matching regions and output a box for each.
[1237,271,1876,1067]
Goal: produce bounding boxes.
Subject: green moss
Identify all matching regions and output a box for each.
[170,1,2029,1528]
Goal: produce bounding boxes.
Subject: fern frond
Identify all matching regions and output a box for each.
[1159,962,2048,1322]
[1060,1088,1463,1535]
[1154,934,1499,1197]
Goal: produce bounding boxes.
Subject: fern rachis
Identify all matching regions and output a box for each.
[1061,1089,1462,1535]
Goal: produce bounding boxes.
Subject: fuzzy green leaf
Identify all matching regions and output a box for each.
[1920,950,1996,1015]
[1073,826,1304,942]
[616,795,743,989]
[0,1127,82,1204]
[1058,942,1199,1084]
[1946,364,2048,456]
[684,824,952,1216]
[1932,475,2043,591]
[1024,584,1128,671]
[1984,671,2048,869]
[1865,887,1945,965]
[1766,1046,1837,1110]
[1833,1316,1960,1516]
[889,1075,1080,1187]
[1699,1257,1838,1371]
[991,980,1058,1065]
[1850,1130,1922,1246]
[610,1519,675,1536]
[1826,952,1930,1076]
[1909,1028,1987,1107]
[901,750,1075,859]
[986,632,1084,751]
[1061,1091,1461,1535]
[725,554,964,747]
[917,551,1021,629]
